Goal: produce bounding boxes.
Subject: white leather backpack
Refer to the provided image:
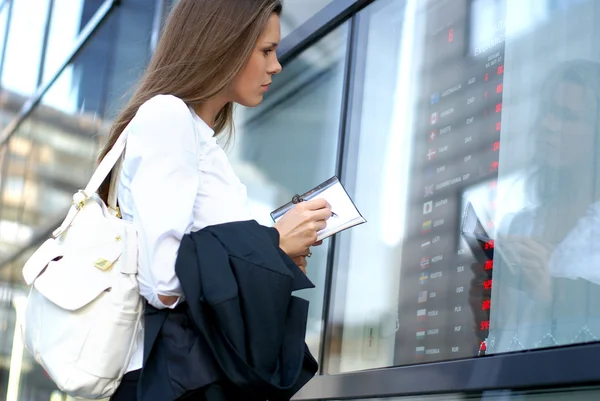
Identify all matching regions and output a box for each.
[21,129,142,399]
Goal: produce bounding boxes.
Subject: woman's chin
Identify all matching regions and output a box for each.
[237,94,264,108]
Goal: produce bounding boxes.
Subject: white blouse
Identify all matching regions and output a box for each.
[117,94,252,372]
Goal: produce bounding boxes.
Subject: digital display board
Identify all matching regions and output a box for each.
[394,0,506,364]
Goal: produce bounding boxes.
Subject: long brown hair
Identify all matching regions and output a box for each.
[97,0,282,202]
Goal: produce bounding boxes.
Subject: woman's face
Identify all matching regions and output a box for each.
[229,13,282,107]
[536,80,597,167]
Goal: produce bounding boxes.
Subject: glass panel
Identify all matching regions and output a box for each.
[325,0,600,375]
[0,1,155,398]
[489,0,600,354]
[232,23,349,361]
[1,0,50,96]
[280,0,335,37]
[169,0,335,38]
[41,0,105,83]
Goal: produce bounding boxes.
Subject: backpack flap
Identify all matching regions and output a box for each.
[32,245,122,311]
[23,238,63,286]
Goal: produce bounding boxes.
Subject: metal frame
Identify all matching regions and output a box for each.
[277,0,376,65]
[317,15,359,374]
[294,343,600,399]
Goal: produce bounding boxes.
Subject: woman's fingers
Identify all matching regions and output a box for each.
[292,256,308,274]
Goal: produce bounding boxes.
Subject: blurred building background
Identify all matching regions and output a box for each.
[2,0,600,400]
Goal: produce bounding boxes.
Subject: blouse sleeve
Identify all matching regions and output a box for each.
[124,94,199,309]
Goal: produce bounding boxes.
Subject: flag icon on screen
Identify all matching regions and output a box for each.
[421,240,431,248]
[418,290,428,303]
[423,201,433,214]
[420,258,430,270]
[430,112,438,125]
[424,185,434,197]
[427,148,436,161]
[429,129,437,142]
[416,330,426,339]
[422,220,432,233]
[430,92,439,105]
[417,309,427,320]
[419,272,429,285]
[416,346,425,356]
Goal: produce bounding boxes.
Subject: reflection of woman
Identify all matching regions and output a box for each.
[491,59,600,352]
[94,1,331,399]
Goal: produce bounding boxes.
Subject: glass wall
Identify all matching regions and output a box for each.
[322,0,600,377]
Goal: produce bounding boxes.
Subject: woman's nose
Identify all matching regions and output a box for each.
[270,57,282,75]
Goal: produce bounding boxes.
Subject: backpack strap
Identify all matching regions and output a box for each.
[52,130,128,238]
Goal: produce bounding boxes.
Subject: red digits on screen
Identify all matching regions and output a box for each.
[480,320,490,331]
[481,300,491,311]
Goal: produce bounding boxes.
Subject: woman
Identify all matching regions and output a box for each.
[490,59,600,353]
[98,1,331,399]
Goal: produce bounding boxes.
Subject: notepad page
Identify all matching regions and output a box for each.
[311,181,363,239]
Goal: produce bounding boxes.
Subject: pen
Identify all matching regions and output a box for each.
[292,194,337,217]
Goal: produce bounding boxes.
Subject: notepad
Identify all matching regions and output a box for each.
[271,176,366,241]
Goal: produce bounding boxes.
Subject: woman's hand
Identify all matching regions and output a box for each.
[292,256,308,274]
[291,248,316,274]
[274,199,331,258]
[501,235,553,301]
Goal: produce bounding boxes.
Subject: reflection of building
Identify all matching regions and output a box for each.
[2,0,600,400]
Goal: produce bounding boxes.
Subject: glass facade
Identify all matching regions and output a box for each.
[1,0,600,400]
[322,0,600,378]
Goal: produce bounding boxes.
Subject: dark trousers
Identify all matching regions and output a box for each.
[110,370,141,401]
[110,370,237,401]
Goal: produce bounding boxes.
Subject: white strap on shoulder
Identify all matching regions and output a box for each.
[52,130,128,238]
[85,129,128,197]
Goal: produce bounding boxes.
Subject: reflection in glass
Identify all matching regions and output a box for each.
[0,2,156,399]
[279,0,335,37]
[490,0,600,352]
[0,0,50,96]
[41,0,104,84]
[324,0,600,375]
[170,0,335,38]
[232,23,349,361]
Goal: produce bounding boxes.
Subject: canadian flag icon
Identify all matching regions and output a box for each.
[430,112,438,125]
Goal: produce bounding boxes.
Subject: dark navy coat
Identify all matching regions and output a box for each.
[138,220,318,401]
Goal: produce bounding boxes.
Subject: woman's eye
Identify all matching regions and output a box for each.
[263,49,272,55]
